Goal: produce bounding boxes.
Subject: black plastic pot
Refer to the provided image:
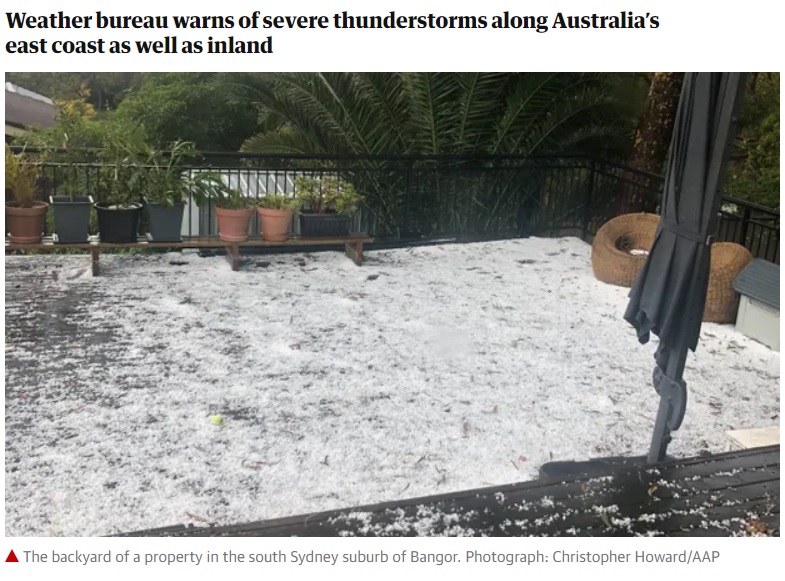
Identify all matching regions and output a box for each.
[50,196,94,244]
[145,200,185,242]
[299,213,351,237]
[95,202,142,243]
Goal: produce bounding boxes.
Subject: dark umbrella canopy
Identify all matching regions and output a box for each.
[624,73,747,462]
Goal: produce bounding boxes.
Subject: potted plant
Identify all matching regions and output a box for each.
[5,147,48,244]
[139,140,218,242]
[193,180,254,242]
[94,167,142,244]
[94,130,143,244]
[214,189,254,242]
[294,176,363,237]
[49,163,94,244]
[256,194,301,242]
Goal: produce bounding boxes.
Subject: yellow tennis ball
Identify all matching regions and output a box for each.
[210,414,223,425]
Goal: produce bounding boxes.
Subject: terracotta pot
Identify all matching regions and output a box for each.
[257,207,294,242]
[215,206,253,242]
[6,201,49,244]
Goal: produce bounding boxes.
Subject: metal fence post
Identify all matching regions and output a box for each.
[582,159,596,241]
[739,204,752,246]
[402,159,413,239]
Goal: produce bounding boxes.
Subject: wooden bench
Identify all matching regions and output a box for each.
[119,445,779,537]
[5,234,374,275]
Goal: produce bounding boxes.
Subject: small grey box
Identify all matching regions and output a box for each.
[733,259,779,351]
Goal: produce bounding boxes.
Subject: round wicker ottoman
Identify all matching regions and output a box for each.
[591,213,660,287]
[704,242,753,323]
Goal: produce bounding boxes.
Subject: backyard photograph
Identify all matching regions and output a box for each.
[3,72,780,537]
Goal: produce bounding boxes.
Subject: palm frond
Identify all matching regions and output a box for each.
[232,72,632,159]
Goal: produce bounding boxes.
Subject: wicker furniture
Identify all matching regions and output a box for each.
[591,213,659,287]
[703,242,753,323]
[592,214,752,324]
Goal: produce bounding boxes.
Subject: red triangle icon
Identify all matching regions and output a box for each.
[6,550,19,563]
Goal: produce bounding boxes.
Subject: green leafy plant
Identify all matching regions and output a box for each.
[98,125,147,208]
[135,140,219,207]
[188,174,248,210]
[59,164,82,202]
[257,194,301,211]
[5,147,41,208]
[726,73,780,210]
[97,135,243,209]
[294,176,362,215]
[214,188,250,209]
[21,96,136,203]
[5,145,22,191]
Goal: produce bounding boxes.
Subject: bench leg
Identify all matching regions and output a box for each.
[91,248,100,276]
[225,245,241,271]
[345,241,364,266]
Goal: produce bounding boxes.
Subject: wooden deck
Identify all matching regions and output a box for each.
[120,445,779,537]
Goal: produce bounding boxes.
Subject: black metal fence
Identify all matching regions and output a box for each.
[717,197,779,264]
[15,150,780,263]
[581,161,780,264]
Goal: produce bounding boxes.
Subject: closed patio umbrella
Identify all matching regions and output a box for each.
[624,72,748,463]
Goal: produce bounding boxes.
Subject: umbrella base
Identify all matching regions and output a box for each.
[539,455,674,479]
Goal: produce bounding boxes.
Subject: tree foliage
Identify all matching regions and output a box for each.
[20,91,133,159]
[8,71,777,212]
[227,72,639,157]
[112,73,259,151]
[726,73,780,209]
[7,72,259,152]
[9,72,644,157]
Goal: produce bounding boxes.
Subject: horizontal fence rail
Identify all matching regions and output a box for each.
[8,149,780,263]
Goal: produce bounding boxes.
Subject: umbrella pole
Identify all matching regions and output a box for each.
[647,344,689,463]
[648,391,673,463]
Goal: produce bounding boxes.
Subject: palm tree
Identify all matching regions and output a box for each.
[220,73,634,237]
[224,72,630,157]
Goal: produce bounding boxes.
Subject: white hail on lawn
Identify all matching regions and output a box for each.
[4,237,780,536]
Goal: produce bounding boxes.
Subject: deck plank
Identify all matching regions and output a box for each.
[119,445,780,537]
